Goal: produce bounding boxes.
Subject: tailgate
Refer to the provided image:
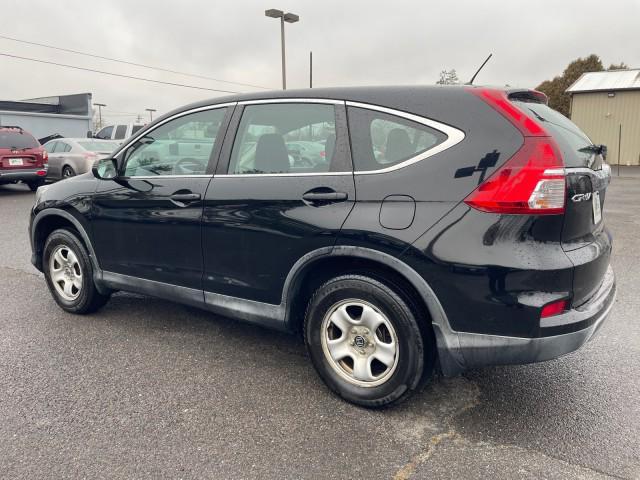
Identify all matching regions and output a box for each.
[513,99,613,307]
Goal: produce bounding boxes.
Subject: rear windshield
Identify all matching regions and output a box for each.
[0,130,39,149]
[513,101,599,169]
[77,140,117,153]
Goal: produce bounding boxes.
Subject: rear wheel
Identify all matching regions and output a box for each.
[304,275,434,407]
[43,229,110,314]
[62,166,76,178]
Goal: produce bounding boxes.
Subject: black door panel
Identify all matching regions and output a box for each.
[92,177,211,289]
[202,101,355,305]
[202,174,355,303]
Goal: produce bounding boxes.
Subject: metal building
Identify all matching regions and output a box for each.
[567,69,640,166]
[0,93,93,142]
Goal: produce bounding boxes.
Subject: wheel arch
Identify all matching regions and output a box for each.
[31,209,100,274]
[282,246,466,376]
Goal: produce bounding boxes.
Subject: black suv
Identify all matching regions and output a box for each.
[30,86,615,407]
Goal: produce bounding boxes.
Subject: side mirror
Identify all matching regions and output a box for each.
[598,144,607,160]
[92,157,118,179]
[86,130,93,138]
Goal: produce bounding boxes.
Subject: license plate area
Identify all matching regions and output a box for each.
[8,158,24,166]
[592,190,602,224]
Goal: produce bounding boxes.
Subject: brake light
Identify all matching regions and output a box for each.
[83,152,98,160]
[540,299,568,318]
[36,170,47,177]
[42,150,48,161]
[464,88,565,215]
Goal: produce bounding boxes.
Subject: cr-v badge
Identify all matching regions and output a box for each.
[572,192,592,202]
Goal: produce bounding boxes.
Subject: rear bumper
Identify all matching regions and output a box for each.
[0,167,47,183]
[435,265,616,375]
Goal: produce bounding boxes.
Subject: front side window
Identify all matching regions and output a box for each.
[114,125,128,140]
[122,108,226,177]
[96,126,113,139]
[347,107,447,171]
[228,103,337,174]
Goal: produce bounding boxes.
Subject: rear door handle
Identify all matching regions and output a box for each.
[302,191,348,204]
[170,192,201,202]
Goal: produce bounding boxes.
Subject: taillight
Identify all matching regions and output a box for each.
[540,299,569,318]
[464,88,565,215]
[83,152,98,160]
[42,150,48,161]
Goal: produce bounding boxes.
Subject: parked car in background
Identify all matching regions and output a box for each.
[30,86,615,407]
[94,123,145,142]
[43,138,119,180]
[0,126,47,191]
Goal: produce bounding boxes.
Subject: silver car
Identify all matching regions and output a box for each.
[43,138,119,180]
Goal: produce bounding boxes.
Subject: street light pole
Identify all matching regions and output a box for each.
[145,108,157,122]
[265,9,299,90]
[94,103,106,130]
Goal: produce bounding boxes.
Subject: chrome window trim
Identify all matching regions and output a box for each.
[238,98,343,105]
[345,101,466,175]
[119,174,213,179]
[112,101,237,159]
[215,172,352,178]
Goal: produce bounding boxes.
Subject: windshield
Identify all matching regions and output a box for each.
[513,101,599,169]
[77,140,117,153]
[0,130,39,149]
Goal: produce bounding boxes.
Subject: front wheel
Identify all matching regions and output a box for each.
[43,229,110,314]
[304,275,434,407]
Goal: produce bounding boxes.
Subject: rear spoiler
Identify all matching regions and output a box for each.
[506,89,548,105]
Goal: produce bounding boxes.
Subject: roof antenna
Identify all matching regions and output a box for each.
[467,53,493,85]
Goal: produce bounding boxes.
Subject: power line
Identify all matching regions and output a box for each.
[0,34,271,90]
[0,52,239,93]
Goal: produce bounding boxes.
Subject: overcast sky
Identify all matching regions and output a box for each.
[2,0,639,126]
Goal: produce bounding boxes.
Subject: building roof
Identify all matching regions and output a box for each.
[567,69,640,93]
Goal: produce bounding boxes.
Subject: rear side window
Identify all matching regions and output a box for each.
[0,130,39,149]
[228,103,337,175]
[114,125,128,139]
[513,101,596,169]
[44,141,58,153]
[347,107,447,171]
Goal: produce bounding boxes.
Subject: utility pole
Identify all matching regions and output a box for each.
[265,9,300,90]
[146,108,157,122]
[136,114,142,123]
[309,51,313,88]
[94,103,106,130]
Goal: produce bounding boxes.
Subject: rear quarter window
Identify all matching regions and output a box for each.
[347,107,447,172]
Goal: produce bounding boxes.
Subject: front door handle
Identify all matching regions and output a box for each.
[302,190,348,205]
[170,192,201,203]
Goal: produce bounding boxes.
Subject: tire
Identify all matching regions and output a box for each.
[62,166,76,178]
[27,180,44,192]
[43,228,110,314]
[304,275,434,407]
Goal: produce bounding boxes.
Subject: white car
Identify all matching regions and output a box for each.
[94,123,145,142]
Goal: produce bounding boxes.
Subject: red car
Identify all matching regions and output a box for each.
[0,126,48,191]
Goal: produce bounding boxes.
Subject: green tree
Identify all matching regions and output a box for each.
[608,62,628,70]
[436,69,460,85]
[536,54,604,117]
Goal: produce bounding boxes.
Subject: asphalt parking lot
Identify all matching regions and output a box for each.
[1,177,638,480]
